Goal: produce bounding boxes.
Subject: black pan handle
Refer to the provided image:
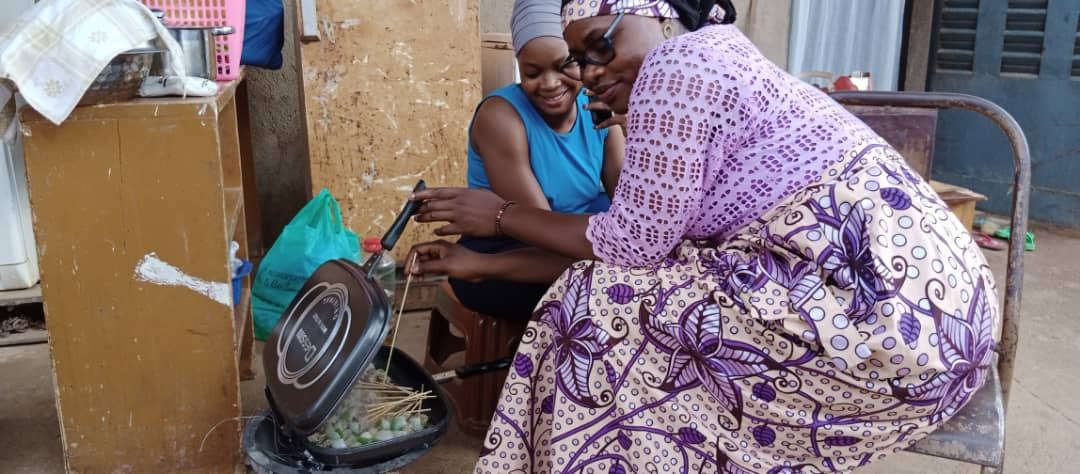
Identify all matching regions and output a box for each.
[432,357,513,383]
[456,357,512,379]
[380,180,426,251]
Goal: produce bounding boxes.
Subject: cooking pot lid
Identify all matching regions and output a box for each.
[262,259,392,435]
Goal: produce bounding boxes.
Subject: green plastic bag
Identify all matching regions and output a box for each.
[252,189,360,340]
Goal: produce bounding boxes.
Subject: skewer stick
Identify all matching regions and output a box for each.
[384,252,419,372]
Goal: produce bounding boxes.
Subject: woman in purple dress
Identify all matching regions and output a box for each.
[408,1,997,472]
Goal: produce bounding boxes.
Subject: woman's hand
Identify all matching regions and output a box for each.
[412,187,506,237]
[405,240,488,282]
[584,90,627,133]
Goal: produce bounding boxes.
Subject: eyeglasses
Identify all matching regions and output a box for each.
[561,11,626,80]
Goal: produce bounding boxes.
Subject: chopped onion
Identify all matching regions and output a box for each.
[307,367,432,449]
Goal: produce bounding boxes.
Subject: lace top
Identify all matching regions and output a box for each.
[586,25,885,267]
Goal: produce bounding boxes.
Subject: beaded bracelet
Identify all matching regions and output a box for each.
[494,200,516,237]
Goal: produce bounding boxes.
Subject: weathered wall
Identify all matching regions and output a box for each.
[479,0,791,65]
[481,0,514,33]
[245,0,311,246]
[247,0,792,246]
[297,0,481,260]
[732,0,792,69]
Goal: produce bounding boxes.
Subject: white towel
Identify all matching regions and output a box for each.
[0,0,186,141]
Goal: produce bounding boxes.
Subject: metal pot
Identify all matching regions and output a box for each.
[79,49,161,106]
[154,26,235,81]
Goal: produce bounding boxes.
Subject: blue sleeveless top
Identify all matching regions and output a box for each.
[466,85,611,214]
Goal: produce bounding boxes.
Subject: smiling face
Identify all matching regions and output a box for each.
[563,14,668,114]
[516,36,582,121]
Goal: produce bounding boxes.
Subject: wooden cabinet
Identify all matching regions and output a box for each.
[20,79,255,473]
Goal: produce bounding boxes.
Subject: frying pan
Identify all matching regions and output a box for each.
[254,180,515,472]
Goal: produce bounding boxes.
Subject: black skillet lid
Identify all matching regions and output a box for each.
[262,180,426,436]
[262,259,392,435]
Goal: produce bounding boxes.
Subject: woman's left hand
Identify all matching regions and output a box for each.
[412,187,506,237]
[405,240,488,282]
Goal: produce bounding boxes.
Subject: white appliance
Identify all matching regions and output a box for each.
[0,132,37,290]
[0,0,41,290]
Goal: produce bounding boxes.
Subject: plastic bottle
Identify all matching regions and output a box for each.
[362,237,396,300]
[363,237,398,346]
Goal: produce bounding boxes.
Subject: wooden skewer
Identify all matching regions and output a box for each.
[367,395,431,406]
[356,387,409,394]
[363,392,434,422]
[366,394,430,407]
[366,396,432,412]
[384,252,418,373]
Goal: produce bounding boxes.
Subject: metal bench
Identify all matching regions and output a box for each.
[832,91,1031,473]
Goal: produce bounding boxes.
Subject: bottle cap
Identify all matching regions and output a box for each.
[362,237,382,253]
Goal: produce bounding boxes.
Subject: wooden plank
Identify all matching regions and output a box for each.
[22,110,241,471]
[481,34,517,96]
[220,89,255,380]
[213,72,245,112]
[226,187,243,244]
[0,328,48,347]
[298,0,480,261]
[845,105,938,179]
[931,180,987,230]
[393,275,445,312]
[234,287,255,381]
[234,81,264,257]
[0,284,41,307]
[116,114,241,471]
[218,96,243,190]
[233,286,250,350]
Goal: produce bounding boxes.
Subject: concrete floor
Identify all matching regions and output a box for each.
[2,223,1078,473]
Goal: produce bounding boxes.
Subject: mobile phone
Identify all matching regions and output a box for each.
[589,94,612,125]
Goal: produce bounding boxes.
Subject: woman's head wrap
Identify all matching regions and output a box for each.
[511,0,566,55]
[561,0,736,31]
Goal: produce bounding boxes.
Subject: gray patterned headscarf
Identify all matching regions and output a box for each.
[511,0,565,55]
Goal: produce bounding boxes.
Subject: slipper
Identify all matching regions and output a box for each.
[972,231,1007,251]
[992,226,1035,251]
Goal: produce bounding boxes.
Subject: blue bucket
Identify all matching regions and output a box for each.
[232,259,253,305]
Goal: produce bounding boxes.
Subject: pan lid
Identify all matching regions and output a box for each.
[262,180,426,435]
[263,260,391,435]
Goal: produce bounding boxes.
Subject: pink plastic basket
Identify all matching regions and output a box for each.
[141,0,246,81]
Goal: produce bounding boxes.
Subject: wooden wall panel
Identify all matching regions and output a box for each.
[299,0,481,259]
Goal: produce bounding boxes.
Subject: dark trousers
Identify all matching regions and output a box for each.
[448,236,551,321]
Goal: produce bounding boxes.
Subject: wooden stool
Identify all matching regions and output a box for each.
[424,280,528,437]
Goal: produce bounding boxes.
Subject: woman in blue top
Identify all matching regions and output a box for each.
[450,0,625,319]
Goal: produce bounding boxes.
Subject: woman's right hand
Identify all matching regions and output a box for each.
[584,90,626,133]
[405,240,488,282]
[412,187,507,238]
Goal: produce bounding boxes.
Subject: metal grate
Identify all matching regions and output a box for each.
[1001,0,1048,76]
[935,0,980,73]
